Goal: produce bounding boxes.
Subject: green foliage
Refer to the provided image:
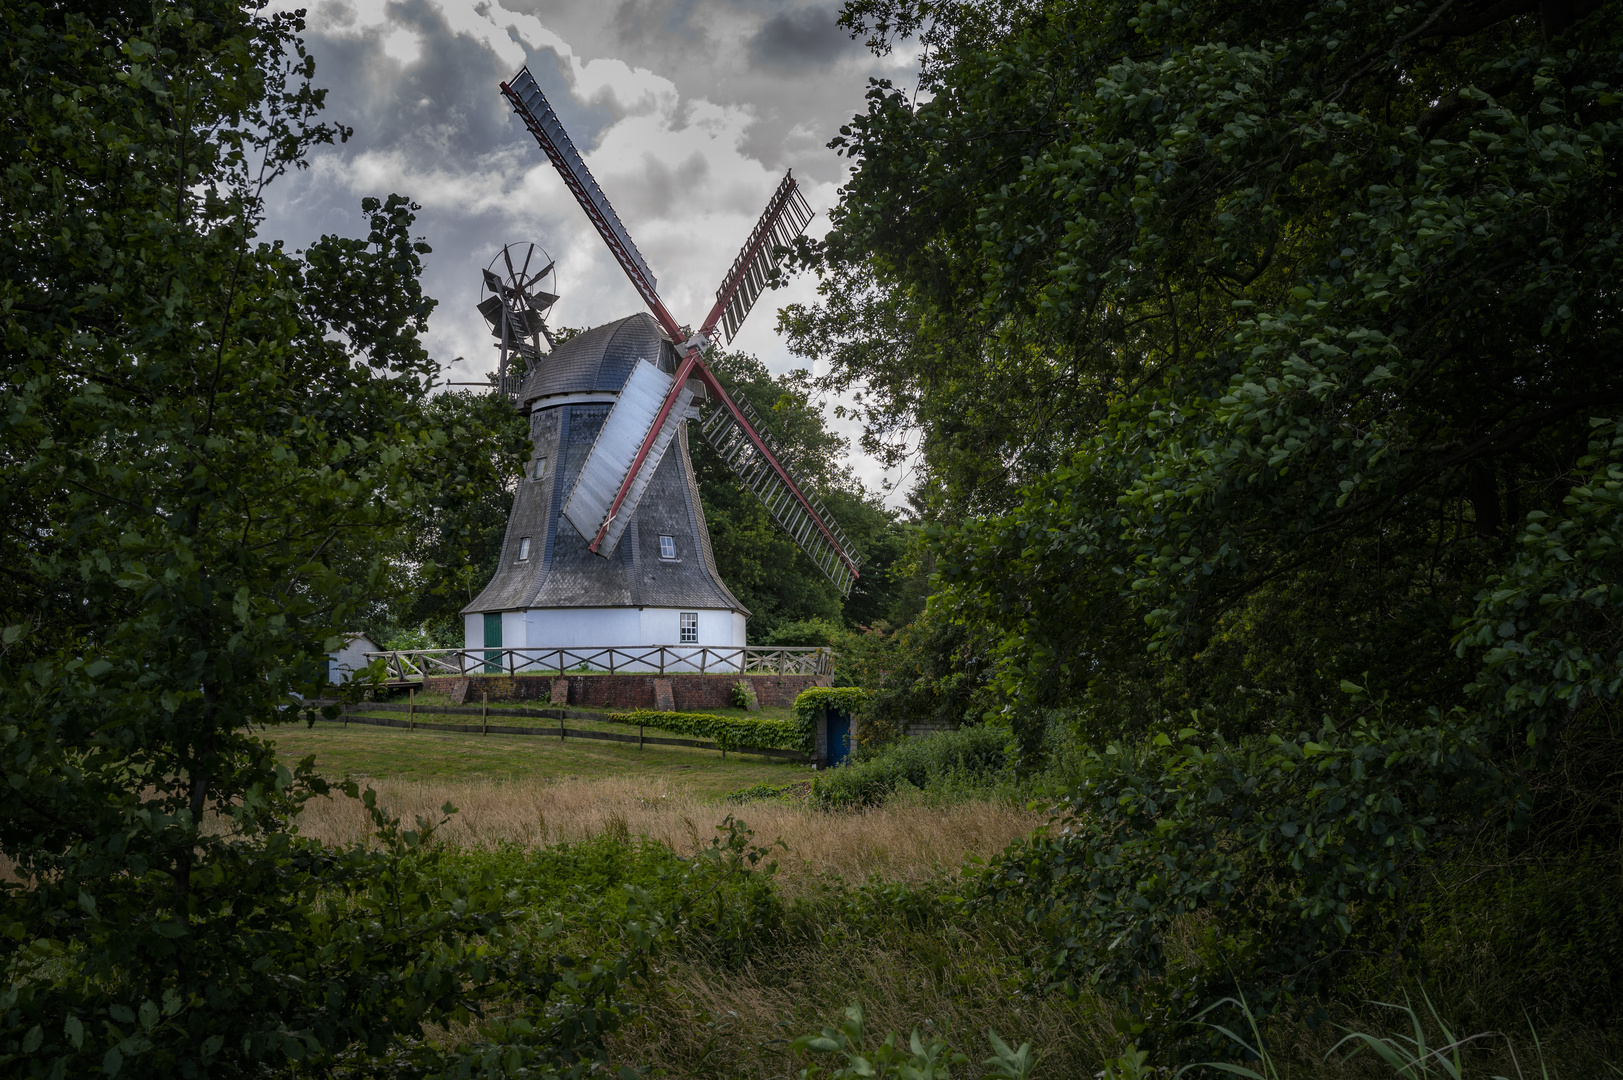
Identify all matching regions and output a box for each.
[793,686,872,749]
[760,618,848,648]
[980,712,1515,1033]
[725,780,806,803]
[446,816,794,967]
[1456,418,1623,747]
[0,785,654,1078]
[778,0,1623,1038]
[790,0,1623,733]
[791,1002,1035,1080]
[379,625,433,652]
[384,390,530,646]
[810,724,1013,809]
[758,619,904,691]
[856,609,997,740]
[0,2,541,1074]
[609,710,803,752]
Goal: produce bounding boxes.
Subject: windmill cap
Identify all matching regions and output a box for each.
[520,312,677,405]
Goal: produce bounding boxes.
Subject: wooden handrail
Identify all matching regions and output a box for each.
[361,645,834,680]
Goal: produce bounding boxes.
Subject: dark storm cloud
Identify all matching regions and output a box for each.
[611,0,707,48]
[746,5,855,71]
[307,0,610,162]
[263,0,642,382]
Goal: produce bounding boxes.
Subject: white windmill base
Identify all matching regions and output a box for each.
[464,607,747,673]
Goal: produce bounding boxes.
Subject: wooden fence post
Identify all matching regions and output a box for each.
[408,688,415,731]
[639,723,644,750]
[482,691,488,736]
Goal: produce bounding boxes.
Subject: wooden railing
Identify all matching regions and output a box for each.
[362,645,833,681]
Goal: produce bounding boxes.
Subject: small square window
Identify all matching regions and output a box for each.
[517,536,532,561]
[659,534,677,560]
[530,456,547,481]
[679,611,698,643]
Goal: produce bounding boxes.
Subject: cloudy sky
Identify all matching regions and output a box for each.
[261,0,919,497]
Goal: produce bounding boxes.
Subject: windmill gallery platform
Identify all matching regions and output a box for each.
[362,644,835,710]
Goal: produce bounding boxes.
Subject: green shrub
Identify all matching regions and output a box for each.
[447,816,797,965]
[609,710,803,751]
[811,725,1013,808]
[725,781,806,804]
[979,713,1509,1044]
[758,619,843,648]
[793,686,872,750]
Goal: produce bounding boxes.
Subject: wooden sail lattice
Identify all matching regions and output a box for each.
[714,174,813,345]
[699,394,862,596]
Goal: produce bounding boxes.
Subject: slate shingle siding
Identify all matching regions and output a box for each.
[463,313,747,618]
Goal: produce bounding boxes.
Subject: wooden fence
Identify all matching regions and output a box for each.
[363,644,833,681]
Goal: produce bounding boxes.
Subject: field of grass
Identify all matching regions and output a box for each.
[268,721,799,794]
[267,722,1042,885]
[261,722,1621,1079]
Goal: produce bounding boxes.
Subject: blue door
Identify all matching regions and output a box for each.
[483,612,503,673]
[826,709,851,768]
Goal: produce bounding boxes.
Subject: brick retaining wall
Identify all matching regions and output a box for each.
[419,672,830,711]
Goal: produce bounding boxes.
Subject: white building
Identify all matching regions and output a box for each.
[327,632,381,684]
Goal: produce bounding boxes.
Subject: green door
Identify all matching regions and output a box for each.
[483,612,503,673]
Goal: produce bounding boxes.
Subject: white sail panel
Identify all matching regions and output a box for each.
[563,359,676,552]
[597,383,694,555]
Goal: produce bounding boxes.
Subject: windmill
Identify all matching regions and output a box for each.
[476,243,558,401]
[459,66,863,659]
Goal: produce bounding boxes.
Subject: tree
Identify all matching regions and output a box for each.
[383,389,530,648]
[789,0,1623,1032]
[791,0,1623,729]
[0,2,634,1074]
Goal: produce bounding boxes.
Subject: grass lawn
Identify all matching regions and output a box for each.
[267,721,807,798]
[369,688,796,723]
[344,708,655,738]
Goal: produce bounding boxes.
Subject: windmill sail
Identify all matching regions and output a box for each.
[501,68,668,326]
[698,392,862,596]
[562,359,695,555]
[706,174,815,345]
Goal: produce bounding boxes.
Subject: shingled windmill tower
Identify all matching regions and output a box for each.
[462,67,863,657]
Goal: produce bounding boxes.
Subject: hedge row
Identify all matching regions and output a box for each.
[609,710,803,751]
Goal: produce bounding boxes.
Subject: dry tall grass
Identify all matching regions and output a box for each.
[293,774,1045,886]
[616,942,1120,1079]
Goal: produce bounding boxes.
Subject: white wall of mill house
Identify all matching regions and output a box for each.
[464,608,746,651]
[327,633,380,684]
